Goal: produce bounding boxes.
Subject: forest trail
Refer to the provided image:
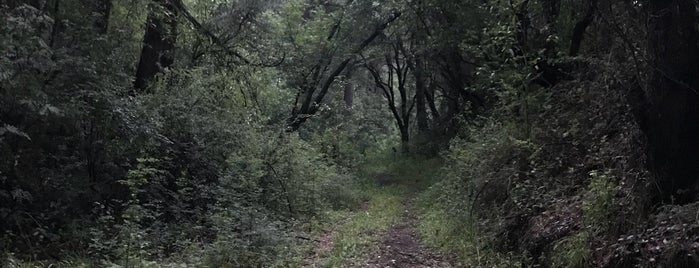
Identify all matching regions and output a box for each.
[305,171,455,268]
[361,197,453,268]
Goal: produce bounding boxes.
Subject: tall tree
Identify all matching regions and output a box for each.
[411,55,428,134]
[85,0,111,34]
[134,0,179,91]
[569,0,597,56]
[645,0,699,202]
[364,37,415,152]
[343,66,355,111]
[286,10,401,131]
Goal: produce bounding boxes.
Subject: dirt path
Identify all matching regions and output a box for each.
[303,172,454,267]
[303,229,337,267]
[362,198,453,268]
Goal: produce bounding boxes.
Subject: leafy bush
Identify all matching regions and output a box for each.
[550,231,590,268]
[416,123,530,267]
[0,4,364,265]
[583,170,619,235]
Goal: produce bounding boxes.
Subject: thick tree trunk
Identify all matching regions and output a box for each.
[343,67,354,111]
[399,126,410,153]
[541,0,560,25]
[48,0,62,48]
[569,0,596,56]
[646,0,699,203]
[541,0,560,57]
[91,0,112,34]
[414,56,429,134]
[134,0,179,91]
[343,81,354,109]
[426,82,439,119]
[514,0,531,53]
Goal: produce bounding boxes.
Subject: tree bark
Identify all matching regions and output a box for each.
[134,0,179,91]
[541,0,560,26]
[343,66,354,111]
[645,0,699,203]
[410,55,429,134]
[513,0,531,54]
[541,0,560,57]
[48,0,62,48]
[399,126,410,153]
[569,0,596,56]
[87,0,112,34]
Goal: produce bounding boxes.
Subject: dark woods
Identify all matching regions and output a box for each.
[2,0,699,267]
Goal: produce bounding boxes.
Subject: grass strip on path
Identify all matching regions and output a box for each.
[321,185,405,267]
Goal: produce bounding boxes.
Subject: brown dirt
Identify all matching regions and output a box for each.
[362,199,454,268]
[303,230,337,267]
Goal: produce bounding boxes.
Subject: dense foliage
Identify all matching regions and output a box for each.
[2,0,699,267]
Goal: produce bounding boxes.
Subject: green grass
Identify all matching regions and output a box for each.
[416,200,522,267]
[312,153,442,267]
[413,159,524,267]
[322,186,404,267]
[2,254,98,268]
[549,231,590,268]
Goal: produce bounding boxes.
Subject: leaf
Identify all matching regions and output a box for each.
[11,188,32,202]
[0,124,31,140]
[39,104,62,116]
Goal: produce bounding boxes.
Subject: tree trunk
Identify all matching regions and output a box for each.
[134,0,179,91]
[286,11,401,131]
[541,0,560,57]
[48,0,62,48]
[399,126,410,153]
[91,0,112,34]
[645,0,699,203]
[426,82,439,119]
[514,0,531,53]
[343,67,354,111]
[569,0,596,56]
[541,0,560,26]
[414,56,429,134]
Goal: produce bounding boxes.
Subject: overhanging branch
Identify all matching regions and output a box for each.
[287,11,402,131]
[173,0,250,64]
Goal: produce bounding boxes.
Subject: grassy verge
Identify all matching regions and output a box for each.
[416,197,522,267]
[415,172,524,267]
[321,185,404,267]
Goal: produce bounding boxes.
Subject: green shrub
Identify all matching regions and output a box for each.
[583,170,618,235]
[550,231,590,268]
[549,170,617,267]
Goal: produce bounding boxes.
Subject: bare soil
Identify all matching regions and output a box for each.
[303,230,337,266]
[362,199,453,268]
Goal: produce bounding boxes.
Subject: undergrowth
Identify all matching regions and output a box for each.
[322,186,403,267]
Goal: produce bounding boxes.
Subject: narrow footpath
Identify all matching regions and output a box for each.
[362,198,452,268]
[305,171,455,268]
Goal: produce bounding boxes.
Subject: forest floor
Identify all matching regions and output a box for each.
[304,170,454,268]
[360,197,453,268]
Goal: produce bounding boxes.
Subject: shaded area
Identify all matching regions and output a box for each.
[363,199,453,268]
